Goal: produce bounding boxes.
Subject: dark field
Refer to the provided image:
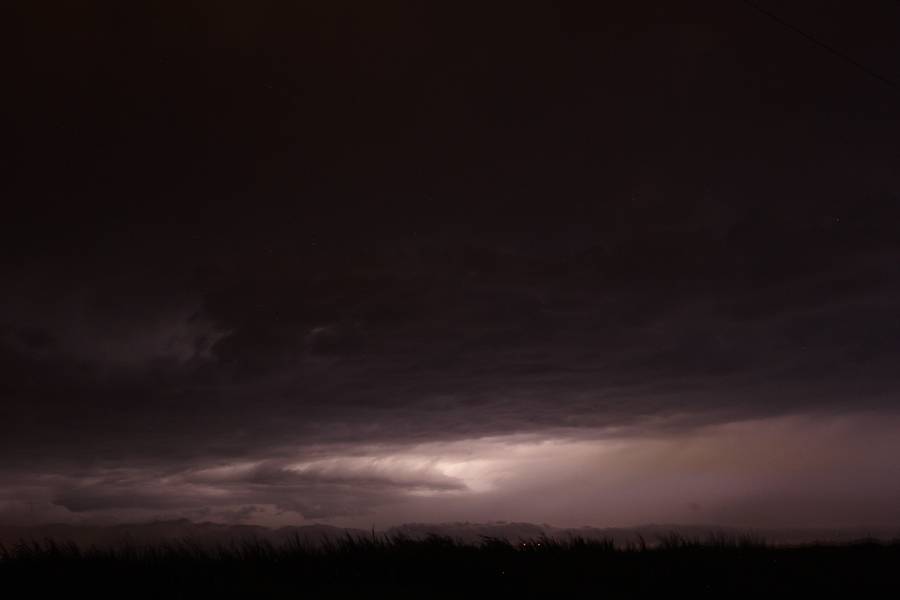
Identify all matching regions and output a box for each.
[2,534,899,598]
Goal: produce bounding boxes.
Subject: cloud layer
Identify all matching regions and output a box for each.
[4,0,900,528]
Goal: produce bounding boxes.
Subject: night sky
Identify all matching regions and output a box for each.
[4,1,900,530]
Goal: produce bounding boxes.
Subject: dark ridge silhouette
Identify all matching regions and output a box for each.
[0,519,365,549]
[1,532,898,598]
[2,519,895,549]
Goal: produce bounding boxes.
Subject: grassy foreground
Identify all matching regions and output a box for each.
[2,534,899,598]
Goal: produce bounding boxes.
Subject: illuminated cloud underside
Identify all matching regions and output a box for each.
[3,412,899,529]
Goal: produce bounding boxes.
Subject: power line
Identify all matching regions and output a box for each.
[739,0,899,91]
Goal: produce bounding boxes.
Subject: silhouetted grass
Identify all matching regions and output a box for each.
[1,533,898,598]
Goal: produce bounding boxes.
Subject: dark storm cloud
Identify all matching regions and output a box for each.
[4,0,900,526]
[0,292,226,371]
[4,223,900,471]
